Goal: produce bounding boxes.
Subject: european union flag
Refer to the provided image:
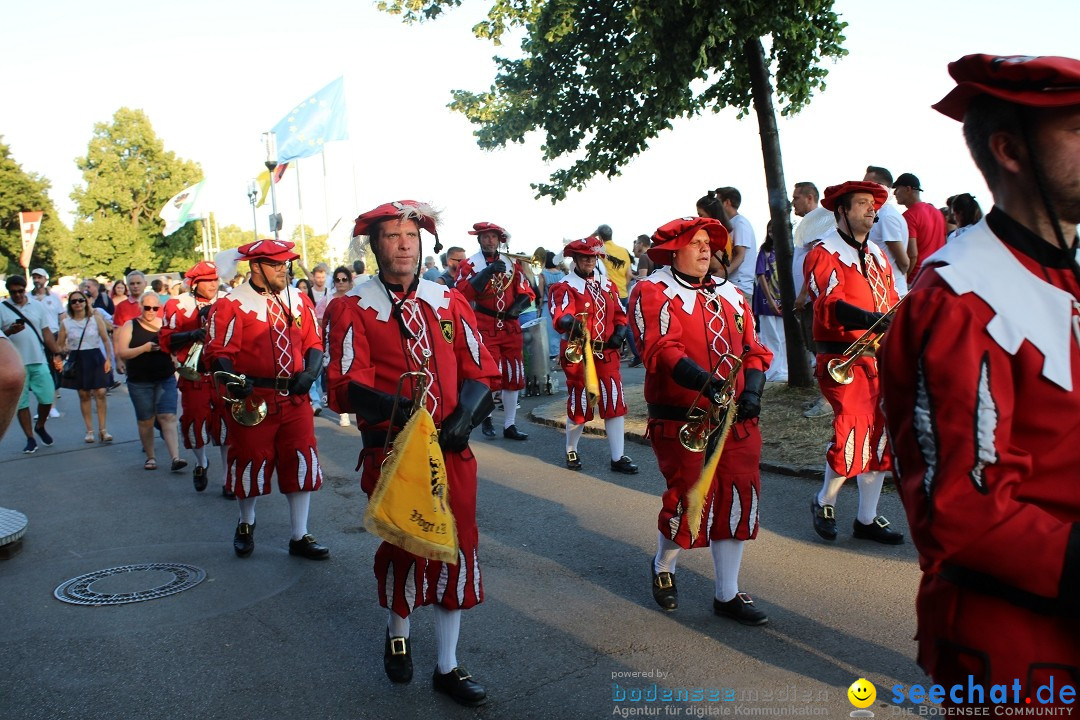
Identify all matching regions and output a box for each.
[272,76,348,163]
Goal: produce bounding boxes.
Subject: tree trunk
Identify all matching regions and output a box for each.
[743,37,813,387]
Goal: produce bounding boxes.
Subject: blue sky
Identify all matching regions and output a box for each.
[2,0,1077,260]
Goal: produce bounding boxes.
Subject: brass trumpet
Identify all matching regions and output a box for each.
[177,341,204,381]
[563,307,591,364]
[679,352,744,452]
[213,370,268,427]
[826,295,907,385]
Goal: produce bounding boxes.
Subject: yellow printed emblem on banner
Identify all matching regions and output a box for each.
[364,408,459,563]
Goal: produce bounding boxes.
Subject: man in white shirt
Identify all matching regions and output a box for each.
[791,182,835,417]
[863,166,910,296]
[29,268,63,332]
[716,187,758,297]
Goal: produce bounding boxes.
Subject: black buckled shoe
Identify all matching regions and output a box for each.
[502,424,528,440]
[481,418,496,437]
[713,592,769,626]
[610,456,639,474]
[651,560,678,610]
[566,450,582,470]
[811,498,837,541]
[853,516,904,545]
[433,666,487,707]
[383,631,413,683]
[233,522,255,558]
[289,534,330,560]
[193,465,208,492]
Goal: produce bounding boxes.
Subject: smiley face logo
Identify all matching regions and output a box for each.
[848,678,876,709]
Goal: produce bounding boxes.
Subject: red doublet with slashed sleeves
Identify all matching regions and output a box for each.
[628,267,772,548]
[548,271,628,423]
[804,229,899,477]
[160,291,225,448]
[324,276,499,617]
[879,214,1080,695]
[203,282,323,498]
[455,251,535,391]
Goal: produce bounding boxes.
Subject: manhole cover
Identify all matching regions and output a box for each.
[54,563,206,606]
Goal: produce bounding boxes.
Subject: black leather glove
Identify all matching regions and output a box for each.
[505,293,532,319]
[289,349,325,397]
[555,314,585,339]
[211,357,253,399]
[170,328,206,348]
[672,357,728,406]
[468,261,502,294]
[736,368,766,421]
[834,300,885,331]
[198,304,212,320]
[605,324,628,350]
[348,382,411,427]
[439,379,495,453]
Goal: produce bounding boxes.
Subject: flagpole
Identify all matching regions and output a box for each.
[321,149,332,236]
[295,160,309,266]
[265,132,281,241]
[212,213,221,255]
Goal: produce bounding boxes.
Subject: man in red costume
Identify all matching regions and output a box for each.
[629,216,771,626]
[548,235,637,474]
[325,200,499,707]
[880,54,1080,698]
[804,180,903,545]
[203,239,329,561]
[159,260,229,495]
[455,221,535,441]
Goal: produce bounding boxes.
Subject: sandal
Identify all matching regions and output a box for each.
[144,458,158,471]
[85,432,96,443]
[100,430,113,443]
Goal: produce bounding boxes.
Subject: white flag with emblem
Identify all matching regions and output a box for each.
[18,211,43,268]
[160,180,207,236]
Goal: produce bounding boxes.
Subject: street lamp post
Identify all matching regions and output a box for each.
[263,133,282,241]
[246,180,259,242]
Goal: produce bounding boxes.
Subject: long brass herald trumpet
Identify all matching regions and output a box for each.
[679,352,744,452]
[177,341,204,381]
[826,295,907,385]
[213,370,268,427]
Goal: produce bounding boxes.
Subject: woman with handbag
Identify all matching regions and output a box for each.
[57,290,113,443]
[114,291,185,472]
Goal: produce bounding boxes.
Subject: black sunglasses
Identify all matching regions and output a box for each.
[143,305,160,311]
[70,298,86,304]
[334,277,350,282]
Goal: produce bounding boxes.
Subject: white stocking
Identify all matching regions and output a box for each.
[566,421,584,452]
[434,606,461,674]
[502,389,519,427]
[237,497,256,525]
[817,462,847,507]
[654,532,681,574]
[710,539,745,602]
[193,446,208,469]
[605,416,625,461]
[285,491,312,540]
[856,471,886,525]
[388,611,410,638]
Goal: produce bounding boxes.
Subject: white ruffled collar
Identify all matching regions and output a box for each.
[348,275,451,321]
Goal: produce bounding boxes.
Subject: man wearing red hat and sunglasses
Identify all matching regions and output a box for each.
[804,180,903,546]
[324,200,499,707]
[880,54,1080,694]
[159,260,229,495]
[203,239,329,561]
[548,235,637,474]
[629,216,772,625]
[455,221,536,441]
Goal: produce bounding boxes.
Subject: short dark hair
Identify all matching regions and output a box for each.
[5,275,27,290]
[151,278,163,292]
[794,182,819,201]
[352,260,366,275]
[963,95,1023,188]
[595,224,613,241]
[715,187,741,209]
[697,191,723,219]
[446,246,465,257]
[864,166,893,187]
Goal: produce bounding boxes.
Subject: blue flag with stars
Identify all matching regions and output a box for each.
[272,76,348,163]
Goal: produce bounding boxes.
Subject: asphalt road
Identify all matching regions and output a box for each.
[0,379,923,720]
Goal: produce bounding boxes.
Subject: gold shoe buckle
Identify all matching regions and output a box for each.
[655,573,674,590]
[390,637,408,656]
[873,516,890,528]
[821,505,835,520]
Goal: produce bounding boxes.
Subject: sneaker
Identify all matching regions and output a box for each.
[48,407,60,419]
[803,397,832,418]
[34,426,54,446]
[23,437,38,454]
[338,414,351,427]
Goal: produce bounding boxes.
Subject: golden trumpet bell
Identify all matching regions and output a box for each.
[177,341,204,381]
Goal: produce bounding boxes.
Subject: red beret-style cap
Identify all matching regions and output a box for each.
[820,181,889,211]
[352,200,440,240]
[646,217,731,265]
[564,235,606,258]
[236,239,300,263]
[184,260,219,282]
[933,54,1080,121]
[467,222,510,242]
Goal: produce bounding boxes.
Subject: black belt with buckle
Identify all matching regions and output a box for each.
[474,305,509,321]
[647,403,695,421]
[248,376,293,392]
[591,339,606,353]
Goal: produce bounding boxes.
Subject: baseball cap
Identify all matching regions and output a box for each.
[30,268,49,280]
[893,173,922,191]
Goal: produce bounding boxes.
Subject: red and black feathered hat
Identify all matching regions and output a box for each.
[184,260,219,283]
[352,200,442,253]
[467,222,510,243]
[646,217,731,266]
[564,235,606,258]
[933,54,1080,121]
[820,181,888,212]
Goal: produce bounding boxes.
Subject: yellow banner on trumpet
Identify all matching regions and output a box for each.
[364,408,460,564]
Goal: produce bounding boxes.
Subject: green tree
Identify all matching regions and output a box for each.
[378,0,848,386]
[69,107,203,277]
[290,225,330,271]
[0,137,71,276]
[217,223,256,251]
